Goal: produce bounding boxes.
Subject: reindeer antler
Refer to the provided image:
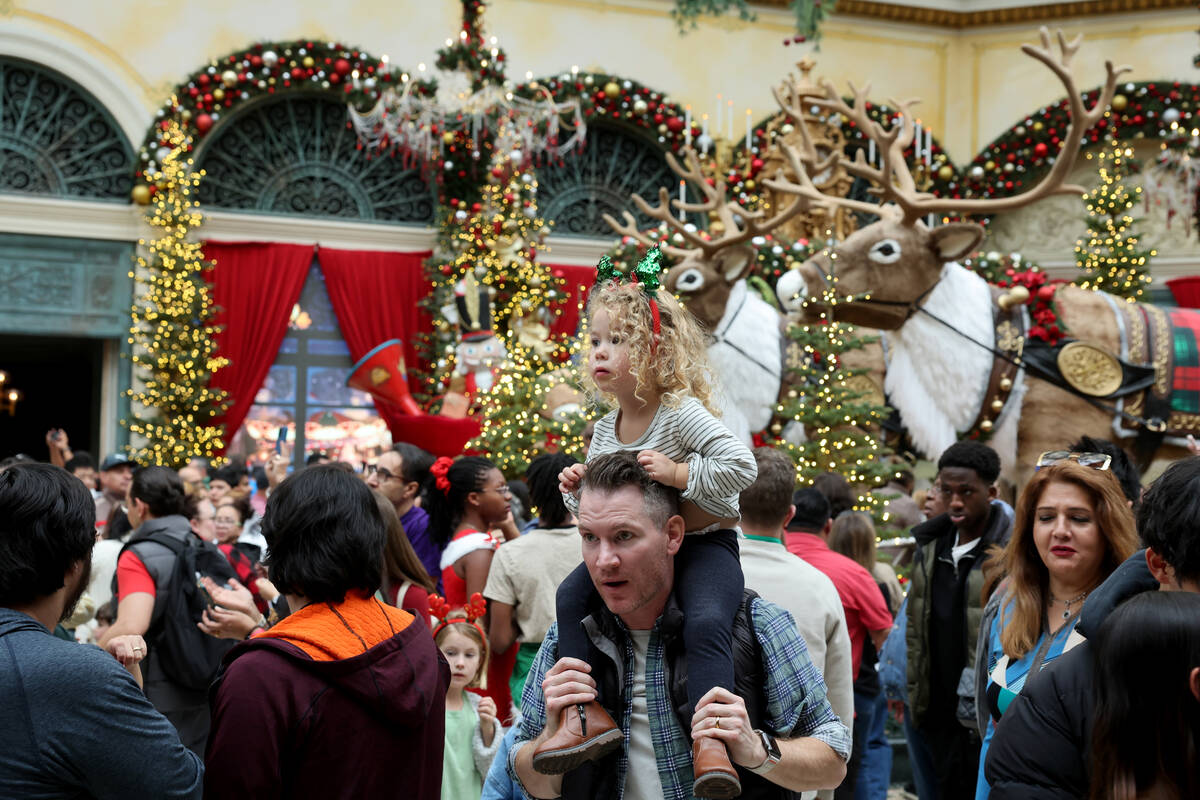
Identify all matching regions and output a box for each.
[603,147,812,258]
[767,27,1132,226]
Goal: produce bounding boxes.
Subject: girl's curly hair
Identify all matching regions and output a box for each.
[582,280,718,415]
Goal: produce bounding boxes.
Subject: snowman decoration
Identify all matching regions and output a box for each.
[443,273,507,397]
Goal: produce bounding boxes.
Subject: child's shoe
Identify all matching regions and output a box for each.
[692,736,742,798]
[531,701,623,774]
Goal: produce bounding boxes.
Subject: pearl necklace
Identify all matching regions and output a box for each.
[1051,590,1089,620]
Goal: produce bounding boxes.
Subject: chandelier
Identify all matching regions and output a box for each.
[348,10,585,169]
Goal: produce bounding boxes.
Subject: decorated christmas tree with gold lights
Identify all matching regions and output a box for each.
[125,116,228,467]
[773,285,898,531]
[1074,138,1156,300]
[433,127,585,472]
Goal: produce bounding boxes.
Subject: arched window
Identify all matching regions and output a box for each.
[195,93,436,224]
[537,123,700,237]
[0,57,133,200]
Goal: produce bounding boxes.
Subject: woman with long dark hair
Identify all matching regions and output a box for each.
[975,457,1138,799]
[372,491,434,626]
[1090,591,1200,800]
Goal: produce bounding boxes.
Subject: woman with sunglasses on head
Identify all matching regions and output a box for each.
[973,453,1138,800]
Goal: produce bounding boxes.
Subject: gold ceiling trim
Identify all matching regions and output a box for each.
[754,0,1193,28]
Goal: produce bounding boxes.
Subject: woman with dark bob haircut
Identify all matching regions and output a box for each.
[204,465,449,799]
[1090,591,1200,800]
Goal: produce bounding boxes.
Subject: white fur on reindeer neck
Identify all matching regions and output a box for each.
[707,278,783,444]
[883,261,993,460]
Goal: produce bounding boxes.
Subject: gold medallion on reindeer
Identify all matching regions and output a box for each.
[1057,341,1123,397]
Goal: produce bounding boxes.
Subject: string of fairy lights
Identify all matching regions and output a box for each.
[125,115,229,467]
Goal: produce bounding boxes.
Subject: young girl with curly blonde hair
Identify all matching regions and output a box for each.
[534,249,756,798]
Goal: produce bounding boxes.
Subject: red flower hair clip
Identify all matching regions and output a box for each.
[430,592,488,641]
[430,456,453,496]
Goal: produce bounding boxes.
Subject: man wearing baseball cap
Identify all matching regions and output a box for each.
[95,454,133,530]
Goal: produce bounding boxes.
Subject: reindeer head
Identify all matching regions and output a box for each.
[766,27,1129,330]
[603,149,811,332]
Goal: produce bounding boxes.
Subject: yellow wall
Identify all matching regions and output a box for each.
[7,1,1196,165]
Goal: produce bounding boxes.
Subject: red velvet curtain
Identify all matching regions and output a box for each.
[548,263,598,338]
[318,247,481,456]
[206,242,314,444]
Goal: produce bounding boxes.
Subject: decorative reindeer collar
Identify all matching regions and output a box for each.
[430,592,488,640]
[595,248,664,335]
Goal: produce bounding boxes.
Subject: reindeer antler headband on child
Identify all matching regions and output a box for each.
[430,592,488,639]
[595,247,665,336]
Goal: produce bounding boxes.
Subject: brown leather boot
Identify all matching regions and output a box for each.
[692,737,742,798]
[531,701,623,775]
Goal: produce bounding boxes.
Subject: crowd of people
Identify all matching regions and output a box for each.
[2,258,1199,800]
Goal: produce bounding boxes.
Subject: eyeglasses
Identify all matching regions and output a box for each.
[1035,450,1112,471]
[481,485,512,496]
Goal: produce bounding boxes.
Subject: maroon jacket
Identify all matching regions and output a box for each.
[204,619,449,799]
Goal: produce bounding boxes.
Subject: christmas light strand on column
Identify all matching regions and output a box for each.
[124,114,229,467]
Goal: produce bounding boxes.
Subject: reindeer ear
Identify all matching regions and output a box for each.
[929,223,985,262]
[716,245,755,284]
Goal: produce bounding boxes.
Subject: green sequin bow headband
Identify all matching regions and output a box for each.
[594,248,665,334]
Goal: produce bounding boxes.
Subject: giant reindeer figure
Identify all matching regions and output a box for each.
[767,28,1194,479]
[603,152,813,443]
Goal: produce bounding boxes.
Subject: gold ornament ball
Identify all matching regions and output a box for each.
[937,164,954,181]
[443,131,456,145]
[212,88,225,102]
[770,422,783,434]
[985,160,996,171]
[1032,121,1044,132]
[633,98,648,114]
[302,56,315,69]
[658,124,668,134]
[744,180,756,191]
[980,419,994,432]
[999,377,1013,392]
[603,81,621,98]
[131,184,151,205]
[1111,94,1128,112]
[221,69,238,87]
[991,399,1004,412]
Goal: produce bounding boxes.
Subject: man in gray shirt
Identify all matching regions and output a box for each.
[0,463,203,799]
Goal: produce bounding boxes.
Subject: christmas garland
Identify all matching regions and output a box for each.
[954,81,1200,202]
[670,0,836,44]
[132,40,417,202]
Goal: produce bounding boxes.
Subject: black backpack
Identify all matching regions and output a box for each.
[120,532,239,691]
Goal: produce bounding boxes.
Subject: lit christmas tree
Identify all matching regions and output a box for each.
[466,340,587,475]
[1074,139,1156,301]
[771,284,898,533]
[125,116,229,467]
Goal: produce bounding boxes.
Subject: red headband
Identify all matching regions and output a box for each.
[430,592,488,641]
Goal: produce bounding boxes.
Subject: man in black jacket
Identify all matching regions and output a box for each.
[984,456,1200,799]
[905,441,1011,800]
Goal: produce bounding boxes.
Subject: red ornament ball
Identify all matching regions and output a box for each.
[334,58,351,76]
[250,55,262,68]
[1033,142,1048,158]
[197,74,211,87]
[195,113,214,133]
[1037,285,1056,302]
[666,117,685,134]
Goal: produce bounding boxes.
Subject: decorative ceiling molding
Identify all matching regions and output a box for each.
[755,0,1192,28]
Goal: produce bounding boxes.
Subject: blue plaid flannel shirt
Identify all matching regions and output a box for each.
[508,597,851,800]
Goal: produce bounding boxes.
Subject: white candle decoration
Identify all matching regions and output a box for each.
[925,129,933,167]
[727,100,734,140]
[685,107,692,147]
[745,109,752,151]
[678,180,686,221]
[868,139,876,166]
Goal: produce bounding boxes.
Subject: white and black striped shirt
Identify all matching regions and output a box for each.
[565,397,756,522]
